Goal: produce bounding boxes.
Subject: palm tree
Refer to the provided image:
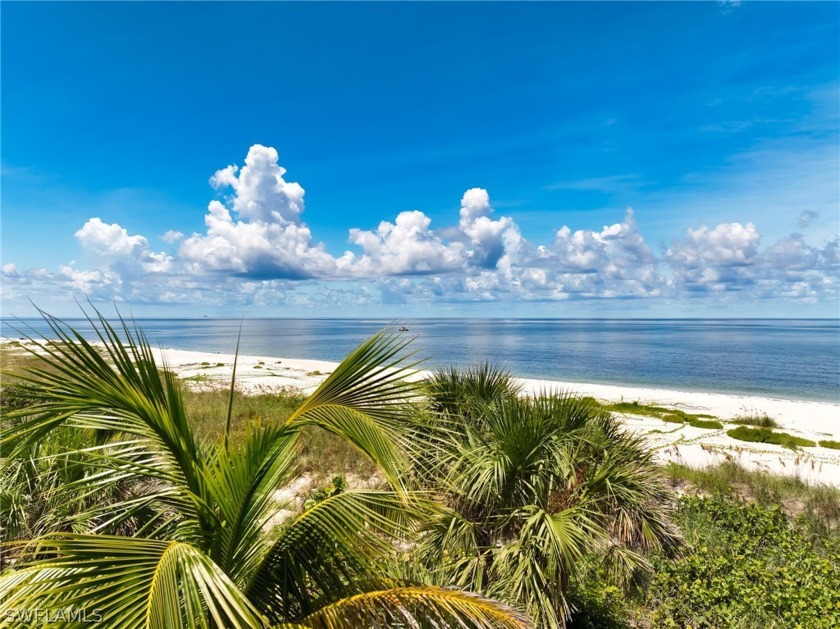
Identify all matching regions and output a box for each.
[410,367,682,628]
[0,310,530,629]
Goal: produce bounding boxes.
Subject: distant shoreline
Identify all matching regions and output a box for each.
[3,318,839,404]
[154,344,840,488]
[6,336,837,487]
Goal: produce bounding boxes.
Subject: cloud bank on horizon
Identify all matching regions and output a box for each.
[3,144,837,314]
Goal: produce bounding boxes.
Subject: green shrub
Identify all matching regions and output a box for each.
[688,418,723,430]
[643,495,840,628]
[599,401,719,428]
[727,426,816,448]
[820,440,840,450]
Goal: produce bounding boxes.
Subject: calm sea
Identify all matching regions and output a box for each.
[2,318,839,403]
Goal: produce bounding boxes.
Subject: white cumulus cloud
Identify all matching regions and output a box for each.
[348,210,465,276]
[179,145,342,280]
[3,144,837,313]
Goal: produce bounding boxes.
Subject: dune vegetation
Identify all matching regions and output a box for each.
[1,312,839,628]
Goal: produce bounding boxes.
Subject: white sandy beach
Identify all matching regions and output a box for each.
[4,338,839,487]
[146,345,840,488]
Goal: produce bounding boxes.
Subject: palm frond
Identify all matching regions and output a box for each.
[248,490,429,622]
[0,534,264,629]
[286,332,421,489]
[203,423,299,586]
[1,309,208,529]
[298,584,532,629]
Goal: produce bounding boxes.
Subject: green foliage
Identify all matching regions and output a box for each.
[0,310,527,629]
[643,494,840,628]
[1,385,38,411]
[688,418,723,429]
[820,440,840,450]
[304,475,348,510]
[423,362,522,420]
[663,462,840,546]
[727,426,816,448]
[412,368,680,629]
[596,400,719,428]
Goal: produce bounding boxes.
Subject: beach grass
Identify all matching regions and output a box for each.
[731,412,779,428]
[1,344,376,480]
[180,386,377,479]
[593,399,723,429]
[727,425,817,449]
[664,461,840,542]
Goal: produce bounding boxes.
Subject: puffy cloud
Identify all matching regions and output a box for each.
[3,144,837,312]
[58,265,121,298]
[179,146,340,280]
[501,209,664,299]
[346,187,521,277]
[75,218,172,274]
[664,222,838,297]
[665,222,760,268]
[458,188,521,269]
[179,200,338,279]
[348,210,464,276]
[798,210,819,229]
[209,144,305,224]
[160,230,184,244]
[664,222,761,292]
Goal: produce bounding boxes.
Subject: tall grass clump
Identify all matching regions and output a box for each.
[731,413,779,428]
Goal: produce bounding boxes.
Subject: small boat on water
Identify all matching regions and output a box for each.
[398,326,410,332]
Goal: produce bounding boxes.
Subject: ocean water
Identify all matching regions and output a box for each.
[2,318,839,403]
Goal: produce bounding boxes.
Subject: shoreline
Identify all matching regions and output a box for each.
[143,345,840,489]
[4,338,839,487]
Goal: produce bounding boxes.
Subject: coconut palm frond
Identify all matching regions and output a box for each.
[248,489,427,621]
[286,332,421,489]
[1,310,206,522]
[0,534,264,629]
[298,584,532,629]
[203,422,299,586]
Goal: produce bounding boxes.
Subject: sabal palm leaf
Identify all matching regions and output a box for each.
[424,364,521,423]
[0,534,263,629]
[2,311,210,535]
[411,367,680,628]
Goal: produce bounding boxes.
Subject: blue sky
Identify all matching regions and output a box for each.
[2,1,838,317]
